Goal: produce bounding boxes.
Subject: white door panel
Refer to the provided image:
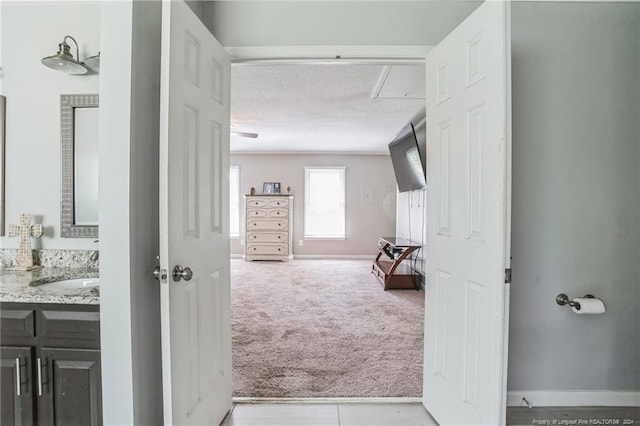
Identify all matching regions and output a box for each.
[423,1,510,424]
[159,1,232,424]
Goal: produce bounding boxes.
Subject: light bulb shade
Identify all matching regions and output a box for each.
[84,52,100,72]
[41,37,89,75]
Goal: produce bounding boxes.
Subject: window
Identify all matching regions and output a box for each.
[229,166,240,237]
[304,166,346,238]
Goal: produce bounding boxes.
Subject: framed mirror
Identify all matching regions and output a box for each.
[0,95,5,236]
[60,94,99,238]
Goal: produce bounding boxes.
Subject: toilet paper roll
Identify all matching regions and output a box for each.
[571,297,605,314]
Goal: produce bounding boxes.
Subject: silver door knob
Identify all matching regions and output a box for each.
[172,265,193,282]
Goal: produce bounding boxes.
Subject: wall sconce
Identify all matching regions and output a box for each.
[41,35,99,75]
[84,52,100,72]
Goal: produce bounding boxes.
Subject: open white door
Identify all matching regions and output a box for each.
[159,1,232,424]
[423,1,510,424]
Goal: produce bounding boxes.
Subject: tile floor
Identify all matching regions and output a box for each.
[221,403,437,426]
[221,403,640,426]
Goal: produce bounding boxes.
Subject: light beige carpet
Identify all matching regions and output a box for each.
[231,259,424,398]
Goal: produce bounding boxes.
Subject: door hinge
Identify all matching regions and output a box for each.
[505,268,512,284]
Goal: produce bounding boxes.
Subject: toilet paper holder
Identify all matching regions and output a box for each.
[556,293,594,310]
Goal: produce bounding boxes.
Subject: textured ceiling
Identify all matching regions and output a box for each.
[230,64,425,153]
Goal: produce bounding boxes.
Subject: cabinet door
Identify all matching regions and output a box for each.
[0,346,35,426]
[38,348,102,426]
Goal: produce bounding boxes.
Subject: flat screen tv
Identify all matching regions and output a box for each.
[388,122,426,192]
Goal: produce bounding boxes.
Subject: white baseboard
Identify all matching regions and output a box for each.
[507,391,640,407]
[232,254,373,260]
[293,254,373,260]
[233,397,422,404]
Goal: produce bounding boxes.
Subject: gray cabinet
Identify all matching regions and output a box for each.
[0,303,101,426]
[37,348,101,426]
[0,346,35,426]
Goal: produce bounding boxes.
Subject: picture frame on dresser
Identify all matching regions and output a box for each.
[263,182,281,194]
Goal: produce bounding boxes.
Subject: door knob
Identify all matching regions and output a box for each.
[153,266,168,283]
[172,265,193,282]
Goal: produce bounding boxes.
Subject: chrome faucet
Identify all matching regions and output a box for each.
[88,240,99,268]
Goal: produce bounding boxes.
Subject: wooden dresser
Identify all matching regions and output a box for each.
[244,195,293,261]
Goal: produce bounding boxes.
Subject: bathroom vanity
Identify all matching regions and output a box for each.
[0,268,101,426]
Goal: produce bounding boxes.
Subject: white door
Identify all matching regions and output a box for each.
[423,1,510,424]
[159,1,233,424]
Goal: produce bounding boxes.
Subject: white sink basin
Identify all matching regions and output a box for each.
[36,278,100,290]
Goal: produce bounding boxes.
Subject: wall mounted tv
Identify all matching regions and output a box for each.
[388,121,426,192]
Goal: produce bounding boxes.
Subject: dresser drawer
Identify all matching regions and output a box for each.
[247,244,288,256]
[247,209,267,218]
[247,232,288,243]
[268,209,288,218]
[247,219,288,230]
[247,199,267,208]
[268,199,289,208]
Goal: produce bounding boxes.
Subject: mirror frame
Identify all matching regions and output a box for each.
[60,94,99,238]
[0,95,5,236]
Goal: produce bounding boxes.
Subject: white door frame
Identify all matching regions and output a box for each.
[227,45,431,65]
[225,44,511,414]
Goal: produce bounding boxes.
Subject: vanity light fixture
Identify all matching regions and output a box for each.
[84,52,100,72]
[41,35,97,75]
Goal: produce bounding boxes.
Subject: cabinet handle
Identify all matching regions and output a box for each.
[37,358,43,396]
[15,358,20,396]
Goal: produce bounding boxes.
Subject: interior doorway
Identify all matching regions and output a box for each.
[227,59,428,399]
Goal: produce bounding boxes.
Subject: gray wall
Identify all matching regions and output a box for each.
[202,1,481,47]
[129,1,163,423]
[231,153,396,257]
[184,0,205,22]
[100,1,162,424]
[509,2,640,392]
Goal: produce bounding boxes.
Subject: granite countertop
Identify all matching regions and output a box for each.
[0,267,100,305]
